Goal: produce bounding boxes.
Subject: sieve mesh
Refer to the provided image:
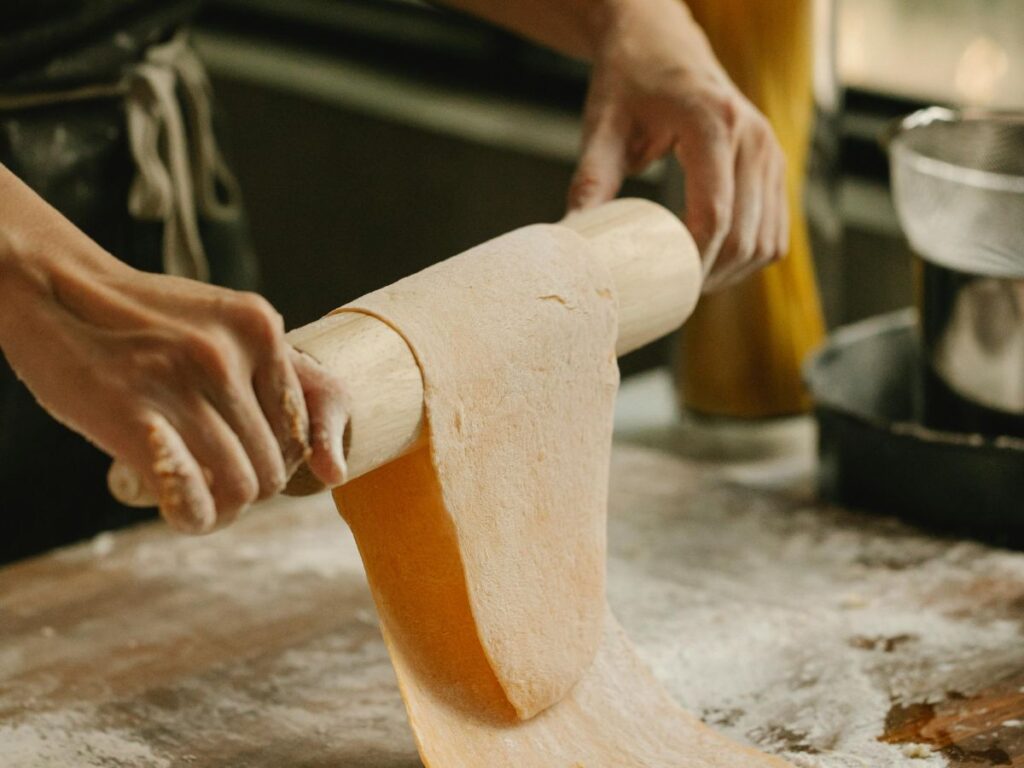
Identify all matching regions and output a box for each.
[890,108,1024,278]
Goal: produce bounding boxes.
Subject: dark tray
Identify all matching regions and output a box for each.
[805,310,1024,544]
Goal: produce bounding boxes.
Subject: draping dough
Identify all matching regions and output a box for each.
[333,224,791,766]
[337,225,617,720]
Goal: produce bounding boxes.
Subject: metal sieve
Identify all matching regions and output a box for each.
[888,108,1024,436]
[890,107,1024,279]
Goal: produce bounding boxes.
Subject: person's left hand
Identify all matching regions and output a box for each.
[566,0,789,293]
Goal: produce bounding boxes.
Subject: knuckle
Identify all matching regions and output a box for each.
[259,469,287,500]
[215,469,258,512]
[743,114,777,156]
[687,90,730,139]
[183,332,232,384]
[724,231,756,264]
[704,201,733,238]
[750,111,772,136]
[233,293,284,344]
[258,443,290,496]
[738,238,758,264]
[569,171,603,201]
[711,92,740,132]
[131,344,177,383]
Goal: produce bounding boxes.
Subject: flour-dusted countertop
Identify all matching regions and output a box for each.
[3,371,1024,767]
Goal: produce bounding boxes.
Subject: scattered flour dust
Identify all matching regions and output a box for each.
[90,532,115,558]
[605,445,1024,768]
[0,711,171,768]
[0,627,411,768]
[1,490,409,767]
[9,444,1022,767]
[901,743,934,759]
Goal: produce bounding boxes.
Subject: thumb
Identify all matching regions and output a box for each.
[567,111,628,212]
[289,347,350,489]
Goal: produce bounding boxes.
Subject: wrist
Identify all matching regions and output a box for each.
[0,167,133,345]
[592,0,700,54]
[579,0,621,59]
[0,229,52,345]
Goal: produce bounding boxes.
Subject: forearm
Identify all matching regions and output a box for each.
[0,164,124,343]
[1,168,349,531]
[0,166,52,348]
[434,0,621,60]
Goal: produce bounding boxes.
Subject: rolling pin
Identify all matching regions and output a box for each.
[108,198,702,506]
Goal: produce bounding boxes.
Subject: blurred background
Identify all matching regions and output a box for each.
[192,0,1024,367]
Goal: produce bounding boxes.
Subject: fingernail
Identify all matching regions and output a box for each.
[161,488,215,535]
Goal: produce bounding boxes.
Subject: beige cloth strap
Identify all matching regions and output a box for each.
[0,32,241,282]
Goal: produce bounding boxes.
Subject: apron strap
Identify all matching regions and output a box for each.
[0,31,241,283]
[128,32,243,281]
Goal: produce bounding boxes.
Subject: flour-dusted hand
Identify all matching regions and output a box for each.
[0,165,348,533]
[436,0,788,292]
[566,0,788,293]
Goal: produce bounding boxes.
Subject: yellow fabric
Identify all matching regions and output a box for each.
[677,0,826,417]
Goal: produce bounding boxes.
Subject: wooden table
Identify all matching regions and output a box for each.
[3,414,1024,767]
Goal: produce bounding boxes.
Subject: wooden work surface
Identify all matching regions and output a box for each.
[3,420,1024,767]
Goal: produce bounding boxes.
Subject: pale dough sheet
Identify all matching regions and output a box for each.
[337,225,618,720]
[390,610,792,768]
[333,223,791,766]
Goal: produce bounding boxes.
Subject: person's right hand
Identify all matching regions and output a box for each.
[0,166,348,534]
[566,0,788,293]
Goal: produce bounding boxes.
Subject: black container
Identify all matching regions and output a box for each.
[917,258,1024,438]
[806,311,1024,544]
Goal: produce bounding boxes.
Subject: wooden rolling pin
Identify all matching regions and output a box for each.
[108,198,702,507]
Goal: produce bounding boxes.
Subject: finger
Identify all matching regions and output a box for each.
[756,144,787,266]
[211,381,288,502]
[171,396,259,528]
[758,150,782,262]
[625,125,675,176]
[253,345,310,478]
[567,109,629,211]
[721,150,784,288]
[138,413,217,535]
[290,348,349,488]
[674,127,734,284]
[776,158,792,258]
[703,134,763,292]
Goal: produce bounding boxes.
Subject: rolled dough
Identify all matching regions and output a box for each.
[333,225,791,766]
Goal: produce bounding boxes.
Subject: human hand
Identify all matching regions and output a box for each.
[567,0,789,292]
[0,169,348,534]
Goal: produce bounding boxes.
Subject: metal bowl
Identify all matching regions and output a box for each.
[889,108,1024,437]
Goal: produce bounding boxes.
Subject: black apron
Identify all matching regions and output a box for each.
[0,12,258,563]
